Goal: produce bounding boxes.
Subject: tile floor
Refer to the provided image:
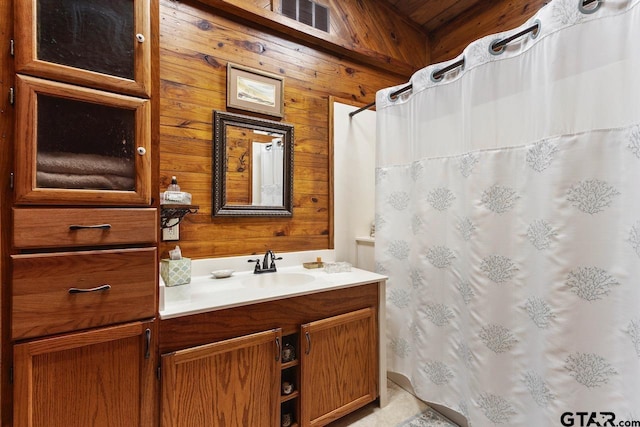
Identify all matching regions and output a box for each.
[326,379,431,427]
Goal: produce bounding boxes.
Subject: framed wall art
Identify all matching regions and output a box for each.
[226,63,284,118]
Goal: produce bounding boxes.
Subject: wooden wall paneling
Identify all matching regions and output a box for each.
[165,236,332,260]
[402,0,465,27]
[247,0,272,10]
[194,0,429,76]
[429,0,548,63]
[162,7,397,135]
[158,0,407,259]
[159,9,402,104]
[159,4,401,124]
[321,0,430,69]
[179,217,330,240]
[224,126,252,204]
[423,0,485,32]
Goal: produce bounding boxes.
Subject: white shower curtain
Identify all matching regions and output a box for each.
[375,0,640,425]
[254,141,283,206]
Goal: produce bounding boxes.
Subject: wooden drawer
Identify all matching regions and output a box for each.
[13,208,157,249]
[12,247,157,340]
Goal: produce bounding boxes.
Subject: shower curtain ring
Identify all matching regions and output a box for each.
[579,0,602,14]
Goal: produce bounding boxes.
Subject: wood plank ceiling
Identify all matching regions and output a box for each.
[381,0,548,63]
[382,0,485,32]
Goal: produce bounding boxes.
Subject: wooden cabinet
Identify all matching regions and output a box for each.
[8,1,158,425]
[14,0,151,97]
[300,308,378,426]
[159,285,382,427]
[13,0,152,206]
[10,211,158,425]
[13,75,152,205]
[13,321,157,427]
[161,329,282,427]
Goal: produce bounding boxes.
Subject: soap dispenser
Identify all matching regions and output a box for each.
[161,176,192,205]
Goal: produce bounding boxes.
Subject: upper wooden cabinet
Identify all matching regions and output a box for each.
[14,0,151,97]
[13,75,151,205]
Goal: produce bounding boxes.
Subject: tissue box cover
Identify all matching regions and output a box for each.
[161,258,191,286]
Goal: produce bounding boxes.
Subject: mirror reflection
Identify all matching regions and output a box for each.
[213,111,293,217]
[252,138,284,206]
[224,126,284,207]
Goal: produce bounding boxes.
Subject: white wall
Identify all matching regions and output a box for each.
[332,102,376,267]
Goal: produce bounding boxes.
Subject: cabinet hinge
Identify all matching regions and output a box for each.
[156,365,161,380]
[10,172,14,190]
[9,87,14,105]
[10,39,14,56]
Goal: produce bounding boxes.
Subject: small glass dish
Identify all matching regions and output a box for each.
[324,262,352,274]
[211,269,234,279]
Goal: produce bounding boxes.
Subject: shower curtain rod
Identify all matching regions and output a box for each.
[349,0,600,118]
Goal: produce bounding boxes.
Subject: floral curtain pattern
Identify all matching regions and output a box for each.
[375,1,640,425]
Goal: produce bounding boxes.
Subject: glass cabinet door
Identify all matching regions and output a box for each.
[15,75,151,205]
[15,0,151,97]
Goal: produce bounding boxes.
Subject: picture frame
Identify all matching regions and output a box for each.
[226,63,284,118]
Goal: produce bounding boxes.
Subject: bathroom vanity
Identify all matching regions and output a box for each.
[159,259,387,427]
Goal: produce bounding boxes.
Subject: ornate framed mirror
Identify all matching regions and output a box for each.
[212,111,294,217]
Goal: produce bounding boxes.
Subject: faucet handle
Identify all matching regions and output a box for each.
[247,258,261,272]
[270,258,282,268]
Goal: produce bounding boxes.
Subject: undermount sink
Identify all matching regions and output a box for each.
[242,272,315,288]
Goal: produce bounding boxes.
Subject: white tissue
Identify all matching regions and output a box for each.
[169,246,182,260]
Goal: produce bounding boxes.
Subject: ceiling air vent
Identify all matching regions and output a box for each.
[281,0,329,33]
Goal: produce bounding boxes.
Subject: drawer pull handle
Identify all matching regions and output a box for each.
[275,337,281,362]
[305,331,311,355]
[69,224,112,231]
[68,284,111,294]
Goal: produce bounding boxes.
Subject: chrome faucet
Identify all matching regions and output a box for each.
[247,250,283,274]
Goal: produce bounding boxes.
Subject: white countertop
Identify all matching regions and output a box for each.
[159,250,387,320]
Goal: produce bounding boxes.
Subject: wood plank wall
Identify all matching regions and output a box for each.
[319,0,430,69]
[430,0,549,63]
[158,0,409,259]
[199,0,430,75]
[224,125,253,205]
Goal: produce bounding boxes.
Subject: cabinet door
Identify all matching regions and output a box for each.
[14,75,151,205]
[13,321,157,427]
[161,329,281,427]
[14,0,151,97]
[300,308,378,426]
